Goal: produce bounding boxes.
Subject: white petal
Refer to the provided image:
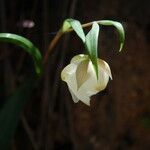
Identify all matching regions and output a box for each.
[61,60,91,106]
[61,63,76,81]
[78,60,110,98]
[68,88,79,103]
[76,59,90,89]
[71,54,89,64]
[61,55,112,106]
[67,77,91,106]
[98,59,112,80]
[80,96,90,106]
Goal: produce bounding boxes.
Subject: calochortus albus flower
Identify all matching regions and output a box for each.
[61,54,112,106]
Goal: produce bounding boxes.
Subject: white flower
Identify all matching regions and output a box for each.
[61,54,112,106]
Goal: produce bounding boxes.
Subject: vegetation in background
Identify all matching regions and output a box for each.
[0,18,124,149]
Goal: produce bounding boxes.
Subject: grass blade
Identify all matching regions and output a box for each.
[0,76,38,149]
[0,33,43,75]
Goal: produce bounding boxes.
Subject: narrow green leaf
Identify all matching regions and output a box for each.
[0,33,43,75]
[85,22,99,78]
[0,75,38,149]
[76,59,89,90]
[98,20,125,51]
[62,18,85,43]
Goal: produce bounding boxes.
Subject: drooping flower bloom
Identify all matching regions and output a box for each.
[61,54,112,106]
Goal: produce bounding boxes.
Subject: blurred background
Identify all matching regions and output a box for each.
[0,0,150,149]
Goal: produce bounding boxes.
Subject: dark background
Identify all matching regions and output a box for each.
[0,0,150,149]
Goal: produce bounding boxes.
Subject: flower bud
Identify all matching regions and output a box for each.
[61,54,112,106]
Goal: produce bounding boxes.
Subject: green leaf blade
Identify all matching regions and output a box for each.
[0,33,43,75]
[0,76,38,149]
[62,18,86,43]
[85,22,99,79]
[98,20,125,51]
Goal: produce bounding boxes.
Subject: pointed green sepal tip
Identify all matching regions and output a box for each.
[119,43,124,52]
[98,20,125,52]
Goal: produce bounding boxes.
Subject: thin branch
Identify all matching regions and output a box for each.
[66,22,94,33]
[43,30,63,63]
[43,22,94,64]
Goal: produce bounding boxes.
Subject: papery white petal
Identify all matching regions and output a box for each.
[98,59,112,80]
[61,54,112,106]
[78,60,110,98]
[61,58,91,106]
[68,88,79,103]
[61,63,76,81]
[80,96,90,106]
[71,54,89,64]
[77,62,98,97]
[66,70,91,106]
[76,59,90,89]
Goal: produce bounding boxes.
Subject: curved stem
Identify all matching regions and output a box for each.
[43,30,63,63]
[66,22,93,33]
[43,22,94,64]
